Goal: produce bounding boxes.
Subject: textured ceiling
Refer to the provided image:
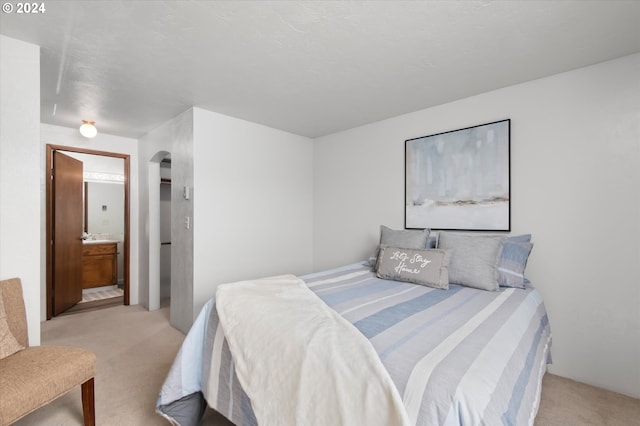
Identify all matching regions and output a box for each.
[1,1,639,139]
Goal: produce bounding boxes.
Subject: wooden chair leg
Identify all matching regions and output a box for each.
[81,378,95,426]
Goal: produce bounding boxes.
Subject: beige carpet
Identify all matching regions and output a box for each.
[12,304,640,426]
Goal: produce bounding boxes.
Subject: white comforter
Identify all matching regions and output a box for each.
[215,275,410,426]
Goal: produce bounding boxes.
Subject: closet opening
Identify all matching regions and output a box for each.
[148,151,172,311]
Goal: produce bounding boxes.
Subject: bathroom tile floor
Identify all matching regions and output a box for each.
[80,287,124,303]
[58,288,124,316]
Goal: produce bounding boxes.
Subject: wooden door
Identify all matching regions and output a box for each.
[53,151,84,315]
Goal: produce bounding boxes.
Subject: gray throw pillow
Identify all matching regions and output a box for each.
[376,245,452,289]
[437,232,505,291]
[498,237,533,288]
[367,225,430,267]
[380,225,429,248]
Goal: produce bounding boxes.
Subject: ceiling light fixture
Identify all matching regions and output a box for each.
[79,120,98,138]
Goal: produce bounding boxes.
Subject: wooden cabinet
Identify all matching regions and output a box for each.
[82,242,118,289]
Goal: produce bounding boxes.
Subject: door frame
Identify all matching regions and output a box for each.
[46,144,131,319]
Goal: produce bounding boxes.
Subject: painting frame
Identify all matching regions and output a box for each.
[405,119,510,231]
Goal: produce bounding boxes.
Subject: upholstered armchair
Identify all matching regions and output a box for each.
[0,278,96,425]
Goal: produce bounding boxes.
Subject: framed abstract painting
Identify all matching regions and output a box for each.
[405,119,510,231]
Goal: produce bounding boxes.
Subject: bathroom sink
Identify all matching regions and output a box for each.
[83,239,119,244]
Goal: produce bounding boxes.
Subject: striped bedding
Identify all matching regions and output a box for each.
[157,261,552,426]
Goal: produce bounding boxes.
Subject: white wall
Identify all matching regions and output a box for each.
[138,108,313,331]
[66,152,125,177]
[313,54,640,398]
[40,124,140,310]
[192,108,314,316]
[138,109,193,332]
[0,35,41,345]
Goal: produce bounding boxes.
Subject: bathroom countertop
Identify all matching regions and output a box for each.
[82,239,120,244]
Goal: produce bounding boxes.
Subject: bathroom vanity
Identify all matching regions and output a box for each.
[82,241,118,289]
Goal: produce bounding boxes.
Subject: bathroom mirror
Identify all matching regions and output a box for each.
[62,151,125,238]
[84,181,125,237]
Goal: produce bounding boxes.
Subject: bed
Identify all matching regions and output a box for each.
[157,231,552,426]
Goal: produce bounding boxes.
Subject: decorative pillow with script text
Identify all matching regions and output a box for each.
[376,245,452,290]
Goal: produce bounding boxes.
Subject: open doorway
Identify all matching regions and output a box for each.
[46,144,131,319]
